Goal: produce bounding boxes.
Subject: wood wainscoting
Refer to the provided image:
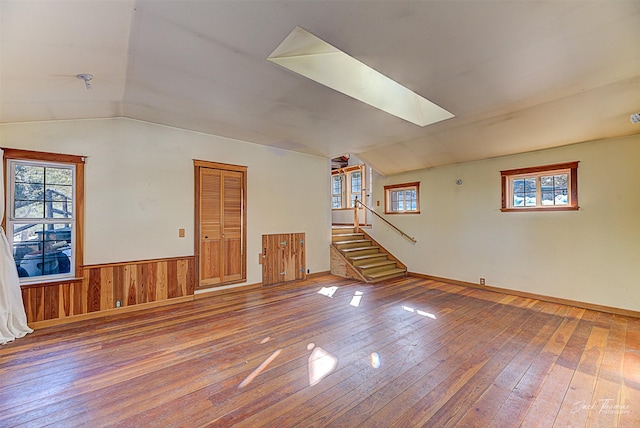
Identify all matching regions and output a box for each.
[21,256,196,326]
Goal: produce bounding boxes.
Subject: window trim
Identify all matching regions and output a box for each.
[2,148,85,283]
[331,164,366,210]
[500,161,579,212]
[331,174,343,209]
[384,181,420,214]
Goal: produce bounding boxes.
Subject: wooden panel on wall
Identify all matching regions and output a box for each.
[21,256,196,324]
[262,233,306,286]
[290,232,306,282]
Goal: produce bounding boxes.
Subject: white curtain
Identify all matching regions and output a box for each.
[1,148,33,344]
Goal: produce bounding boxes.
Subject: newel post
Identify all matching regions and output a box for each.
[354,196,359,232]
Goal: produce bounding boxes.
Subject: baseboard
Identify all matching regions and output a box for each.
[194,271,331,299]
[196,278,246,292]
[306,270,331,279]
[409,272,640,319]
[28,295,194,329]
[194,281,263,298]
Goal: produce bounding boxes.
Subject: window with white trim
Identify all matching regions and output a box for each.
[331,174,342,208]
[349,170,362,208]
[3,149,84,282]
[384,182,420,214]
[501,162,579,212]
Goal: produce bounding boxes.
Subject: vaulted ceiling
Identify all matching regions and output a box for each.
[1,0,639,175]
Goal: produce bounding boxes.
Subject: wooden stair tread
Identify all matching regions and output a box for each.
[349,253,387,261]
[332,227,355,234]
[341,246,379,253]
[335,239,371,245]
[358,260,396,269]
[330,229,406,284]
[366,268,407,279]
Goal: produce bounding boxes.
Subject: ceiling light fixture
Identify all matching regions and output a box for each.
[268,27,454,127]
[76,73,93,89]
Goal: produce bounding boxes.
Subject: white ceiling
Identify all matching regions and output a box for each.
[1,0,639,175]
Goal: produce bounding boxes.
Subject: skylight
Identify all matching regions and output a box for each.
[268,27,454,127]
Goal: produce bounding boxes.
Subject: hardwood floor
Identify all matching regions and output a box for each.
[1,274,638,427]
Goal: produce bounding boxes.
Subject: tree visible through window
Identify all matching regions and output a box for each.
[350,170,362,208]
[331,165,365,209]
[501,162,579,211]
[384,182,420,214]
[3,149,84,282]
[332,175,342,208]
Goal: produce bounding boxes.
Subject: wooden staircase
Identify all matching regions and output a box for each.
[331,226,407,283]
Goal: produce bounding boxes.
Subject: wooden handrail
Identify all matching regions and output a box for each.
[353,197,417,243]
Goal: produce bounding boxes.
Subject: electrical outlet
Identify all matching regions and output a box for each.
[480,278,485,285]
[116,300,121,308]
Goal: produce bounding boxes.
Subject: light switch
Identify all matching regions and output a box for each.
[179,228,185,238]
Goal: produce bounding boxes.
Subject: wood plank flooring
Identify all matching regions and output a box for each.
[1,274,638,427]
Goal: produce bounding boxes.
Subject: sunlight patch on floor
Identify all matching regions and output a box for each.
[371,352,381,369]
[403,305,437,319]
[318,286,338,298]
[238,349,282,388]
[307,343,338,386]
[350,291,364,307]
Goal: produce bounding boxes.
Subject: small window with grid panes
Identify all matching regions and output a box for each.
[501,162,579,212]
[384,182,420,214]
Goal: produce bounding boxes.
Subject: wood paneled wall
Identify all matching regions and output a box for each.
[21,256,196,324]
[262,233,306,286]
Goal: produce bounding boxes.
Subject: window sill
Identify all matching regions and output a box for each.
[384,211,421,215]
[20,277,84,289]
[501,206,579,212]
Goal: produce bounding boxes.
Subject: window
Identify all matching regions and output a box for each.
[384,182,420,214]
[350,170,362,208]
[3,149,84,282]
[331,165,365,209]
[501,161,579,212]
[332,175,342,208]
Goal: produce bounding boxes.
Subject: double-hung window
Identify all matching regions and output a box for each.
[349,170,362,208]
[332,175,343,208]
[3,149,84,282]
[331,165,365,209]
[501,161,579,211]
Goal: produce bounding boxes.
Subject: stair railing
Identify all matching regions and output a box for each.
[353,197,417,243]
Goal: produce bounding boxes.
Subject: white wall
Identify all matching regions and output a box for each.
[371,134,640,312]
[0,118,331,286]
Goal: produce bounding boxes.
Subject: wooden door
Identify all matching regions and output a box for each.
[262,233,305,286]
[195,161,246,288]
[200,168,222,285]
[221,171,243,282]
